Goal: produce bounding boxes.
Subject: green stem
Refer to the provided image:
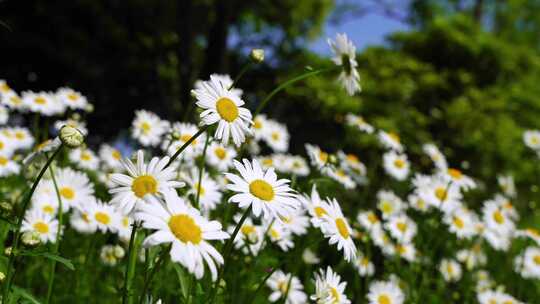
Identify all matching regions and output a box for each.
[122,222,139,304]
[165,126,209,169]
[137,245,170,304]
[254,67,335,116]
[229,62,253,90]
[194,135,210,209]
[2,144,63,302]
[208,205,252,302]
[45,163,64,304]
[248,267,279,304]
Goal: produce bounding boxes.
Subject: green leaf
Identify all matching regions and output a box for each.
[19,251,75,271]
[11,286,42,304]
[173,263,190,299]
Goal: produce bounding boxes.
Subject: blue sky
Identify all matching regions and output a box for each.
[309,13,410,55]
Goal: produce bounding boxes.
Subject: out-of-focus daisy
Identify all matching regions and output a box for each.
[328,33,361,95]
[69,147,99,171]
[131,110,169,147]
[8,127,35,150]
[377,190,405,219]
[407,194,430,212]
[161,122,206,162]
[378,131,403,152]
[266,221,294,251]
[22,209,59,244]
[266,270,307,304]
[498,174,516,198]
[354,252,375,277]
[99,144,124,170]
[225,159,299,220]
[523,130,540,150]
[337,151,366,182]
[0,154,20,177]
[394,243,417,262]
[367,280,404,304]
[137,191,229,281]
[478,290,523,304]
[311,266,350,304]
[31,191,59,216]
[319,198,356,262]
[385,214,417,243]
[229,216,264,256]
[443,207,478,239]
[516,228,540,246]
[37,167,94,212]
[116,215,134,241]
[70,209,97,234]
[0,133,16,157]
[263,121,289,152]
[56,87,88,111]
[440,168,476,191]
[305,144,333,173]
[54,118,88,136]
[182,168,222,211]
[357,210,381,232]
[345,113,373,133]
[439,258,462,282]
[383,151,410,181]
[514,246,540,279]
[192,75,252,147]
[422,143,447,169]
[280,209,310,236]
[326,167,356,189]
[457,245,487,270]
[416,175,462,214]
[0,106,8,125]
[100,244,125,266]
[109,150,184,214]
[482,199,515,235]
[22,91,64,116]
[206,142,236,171]
[1,90,24,111]
[80,198,120,233]
[252,114,269,141]
[302,248,321,264]
[299,185,331,228]
[23,137,62,165]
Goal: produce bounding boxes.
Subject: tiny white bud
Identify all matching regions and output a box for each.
[250,49,265,63]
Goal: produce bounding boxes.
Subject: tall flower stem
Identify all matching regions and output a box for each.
[229,62,253,90]
[194,135,210,209]
[122,221,140,304]
[208,205,252,302]
[45,163,64,304]
[254,67,335,116]
[165,125,209,168]
[2,144,63,302]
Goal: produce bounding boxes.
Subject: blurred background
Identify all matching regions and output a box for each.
[2,0,540,208]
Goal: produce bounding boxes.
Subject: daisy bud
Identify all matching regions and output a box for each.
[250,49,265,63]
[59,125,84,148]
[21,231,41,248]
[113,245,125,259]
[4,246,12,257]
[85,104,94,113]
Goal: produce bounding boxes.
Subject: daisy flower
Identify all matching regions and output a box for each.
[100,244,125,266]
[192,75,252,147]
[9,127,34,150]
[498,174,516,198]
[298,185,331,228]
[251,114,270,141]
[280,208,310,236]
[116,215,134,241]
[328,33,361,95]
[266,270,307,304]
[523,130,540,150]
[22,91,64,116]
[109,150,184,214]
[394,243,417,262]
[440,168,476,191]
[302,248,321,264]
[55,87,89,111]
[383,151,410,181]
[266,221,295,252]
[21,209,59,244]
[443,207,478,239]
[357,210,381,232]
[229,216,265,256]
[1,90,24,111]
[305,143,332,173]
[182,168,222,211]
[515,246,540,279]
[39,167,94,212]
[478,290,523,304]
[225,159,299,221]
[482,199,515,235]
[194,74,243,98]
[367,280,404,304]
[345,113,373,133]
[337,151,366,182]
[69,147,99,170]
[263,120,289,152]
[439,258,462,282]
[377,190,405,219]
[319,198,356,262]
[326,167,356,189]
[79,198,121,233]
[378,131,403,152]
[0,133,16,157]
[99,144,124,170]
[0,106,8,125]
[131,110,169,147]
[416,175,462,214]
[311,266,350,304]
[422,143,447,169]
[137,191,229,281]
[161,122,206,162]
[407,194,430,212]
[31,191,59,216]
[457,245,487,270]
[286,155,310,176]
[70,209,97,234]
[0,154,20,177]
[354,252,375,277]
[205,142,236,171]
[385,214,417,243]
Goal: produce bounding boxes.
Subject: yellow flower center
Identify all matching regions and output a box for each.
[10,96,21,105]
[270,228,280,239]
[277,280,288,294]
[262,158,273,167]
[314,206,327,218]
[43,205,55,214]
[448,168,462,179]
[194,183,205,196]
[0,83,10,92]
[319,151,329,163]
[168,214,202,244]
[394,159,405,169]
[140,122,151,134]
[249,179,274,201]
[493,210,505,224]
[15,132,25,140]
[112,150,122,160]
[396,222,408,233]
[534,255,540,265]
[381,201,393,214]
[34,97,46,105]
[60,187,75,200]
[214,147,227,159]
[241,225,255,236]
[0,141,4,150]
[453,217,464,229]
[435,187,447,202]
[216,97,238,122]
[271,132,280,141]
[67,93,79,101]
[131,175,158,198]
[447,264,454,275]
[81,152,92,161]
[388,132,400,143]
[82,213,90,223]
[253,120,262,129]
[122,217,129,227]
[335,218,350,239]
[330,287,340,302]
[367,212,379,224]
[33,221,49,234]
[0,156,7,166]
[361,257,370,266]
[180,134,197,145]
[346,154,359,163]
[378,294,391,304]
[95,212,111,225]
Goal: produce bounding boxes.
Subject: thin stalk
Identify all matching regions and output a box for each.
[229,62,253,90]
[165,126,209,169]
[194,135,210,209]
[2,144,63,302]
[137,245,170,304]
[122,222,139,304]
[280,274,294,304]
[45,163,64,304]
[248,267,279,304]
[208,205,252,302]
[254,67,335,116]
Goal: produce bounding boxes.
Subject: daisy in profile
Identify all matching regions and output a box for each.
[422,143,447,169]
[337,151,366,181]
[38,167,94,211]
[131,110,169,147]
[383,151,410,181]
[55,87,88,111]
[266,270,307,304]
[192,75,252,147]
[378,131,403,152]
[116,215,134,241]
[514,246,540,279]
[80,198,120,233]
[319,198,356,262]
[354,252,375,277]
[1,91,25,111]
[162,122,206,162]
[367,280,404,304]
[523,130,540,150]
[385,214,417,243]
[311,266,350,304]
[482,199,515,235]
[137,191,229,281]
[23,137,62,165]
[443,207,478,239]
[225,159,299,220]
[182,168,222,211]
[251,114,270,141]
[266,221,295,252]
[206,142,236,171]
[439,258,462,282]
[229,216,264,255]
[345,113,373,133]
[440,168,476,190]
[478,290,522,304]
[305,144,332,173]
[498,174,516,198]
[280,209,310,236]
[69,147,99,170]
[264,120,289,152]
[298,185,330,228]
[326,168,356,189]
[328,33,361,95]
[0,154,20,177]
[99,144,124,170]
[394,243,417,262]
[109,150,184,214]
[21,208,59,244]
